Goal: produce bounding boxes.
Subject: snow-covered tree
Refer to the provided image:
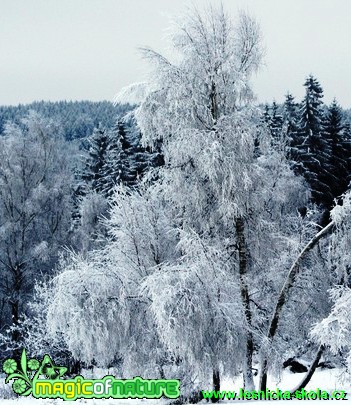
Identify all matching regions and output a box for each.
[103,127,121,197]
[80,126,110,195]
[116,113,163,189]
[322,100,351,203]
[299,76,324,137]
[293,76,333,211]
[270,101,284,139]
[31,6,341,397]
[0,112,74,346]
[135,6,306,391]
[72,127,115,252]
[311,192,351,368]
[72,191,109,253]
[45,183,178,377]
[284,93,299,136]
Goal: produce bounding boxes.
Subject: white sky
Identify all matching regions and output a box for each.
[1,0,350,107]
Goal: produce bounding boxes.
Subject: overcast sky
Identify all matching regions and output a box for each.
[1,0,350,107]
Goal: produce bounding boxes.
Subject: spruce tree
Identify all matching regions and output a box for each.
[323,99,351,201]
[117,115,163,188]
[72,127,112,251]
[294,75,333,210]
[78,116,164,198]
[262,102,284,148]
[271,101,284,138]
[284,93,299,137]
[284,93,300,161]
[103,128,121,197]
[300,75,324,135]
[71,127,110,228]
[81,126,110,194]
[263,104,272,129]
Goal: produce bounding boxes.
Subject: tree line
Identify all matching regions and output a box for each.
[264,77,351,218]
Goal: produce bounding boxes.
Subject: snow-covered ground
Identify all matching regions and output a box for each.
[1,368,350,403]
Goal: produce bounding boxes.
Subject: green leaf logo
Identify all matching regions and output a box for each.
[12,379,27,394]
[3,359,17,374]
[2,349,67,397]
[27,359,40,371]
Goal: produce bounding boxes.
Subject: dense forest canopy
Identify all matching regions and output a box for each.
[0,100,131,140]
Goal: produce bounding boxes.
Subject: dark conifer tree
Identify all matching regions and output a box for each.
[299,75,324,135]
[284,93,300,160]
[117,115,164,188]
[103,128,121,197]
[294,75,333,210]
[270,101,284,138]
[323,99,351,201]
[262,104,272,130]
[78,115,164,198]
[81,126,109,194]
[284,93,299,136]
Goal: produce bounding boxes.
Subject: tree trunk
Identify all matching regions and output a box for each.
[291,345,324,394]
[69,359,82,376]
[210,367,221,403]
[235,216,255,390]
[159,364,166,379]
[9,263,24,357]
[259,221,334,391]
[10,300,20,342]
[10,299,22,359]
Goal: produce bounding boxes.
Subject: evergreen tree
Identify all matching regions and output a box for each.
[323,99,351,201]
[81,126,109,194]
[76,114,164,200]
[284,93,300,161]
[118,119,138,186]
[71,127,111,252]
[263,104,272,129]
[117,115,163,188]
[300,75,324,135]
[271,101,284,139]
[294,75,333,210]
[102,128,121,197]
[261,102,284,148]
[284,93,299,137]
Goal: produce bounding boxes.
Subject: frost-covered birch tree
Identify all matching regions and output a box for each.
[44,183,178,376]
[39,5,319,395]
[135,6,307,390]
[0,112,73,346]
